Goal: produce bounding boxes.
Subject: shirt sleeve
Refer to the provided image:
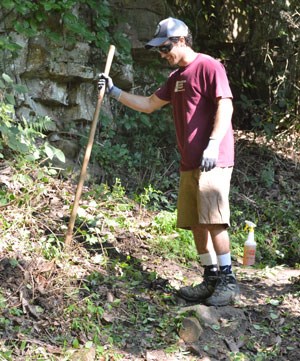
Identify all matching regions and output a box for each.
[155,81,172,101]
[203,59,233,101]
[155,69,178,101]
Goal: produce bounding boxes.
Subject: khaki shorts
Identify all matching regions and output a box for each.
[177,167,233,229]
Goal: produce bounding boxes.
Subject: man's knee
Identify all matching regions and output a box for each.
[193,224,227,232]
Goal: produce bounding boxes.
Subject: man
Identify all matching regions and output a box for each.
[98,17,239,306]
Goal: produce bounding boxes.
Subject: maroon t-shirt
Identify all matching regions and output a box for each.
[155,53,234,171]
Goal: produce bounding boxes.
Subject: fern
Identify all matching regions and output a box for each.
[0,73,64,163]
[27,116,57,133]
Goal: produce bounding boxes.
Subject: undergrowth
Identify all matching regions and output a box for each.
[0,142,299,268]
[0,141,299,359]
[1,71,299,360]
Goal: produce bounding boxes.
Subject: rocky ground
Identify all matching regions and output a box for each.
[109,233,300,360]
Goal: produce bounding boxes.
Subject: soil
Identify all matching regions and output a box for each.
[0,132,300,360]
[110,233,300,360]
[1,229,299,361]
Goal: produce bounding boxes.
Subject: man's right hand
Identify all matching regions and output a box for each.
[98,73,122,100]
[98,73,113,92]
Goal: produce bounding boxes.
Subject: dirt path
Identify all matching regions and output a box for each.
[113,234,300,360]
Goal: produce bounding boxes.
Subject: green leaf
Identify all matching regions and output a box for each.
[2,0,15,10]
[44,143,54,159]
[26,149,41,161]
[44,3,54,11]
[72,338,80,348]
[43,142,65,162]
[5,94,15,105]
[53,148,65,162]
[45,30,62,42]
[85,341,94,349]
[14,84,28,94]
[269,299,280,306]
[2,73,13,83]
[270,313,279,319]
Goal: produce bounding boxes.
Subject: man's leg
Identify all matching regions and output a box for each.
[192,225,218,277]
[192,224,233,276]
[178,225,219,301]
[209,224,232,274]
[205,224,239,306]
[179,224,239,305]
[177,167,238,304]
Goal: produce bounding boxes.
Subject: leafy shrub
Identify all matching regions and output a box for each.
[0,0,130,60]
[0,73,65,162]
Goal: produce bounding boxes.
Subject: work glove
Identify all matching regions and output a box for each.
[98,73,122,100]
[201,138,219,172]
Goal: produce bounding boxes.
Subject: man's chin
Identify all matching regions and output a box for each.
[167,60,177,67]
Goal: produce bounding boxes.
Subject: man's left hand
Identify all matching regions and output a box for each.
[201,138,219,172]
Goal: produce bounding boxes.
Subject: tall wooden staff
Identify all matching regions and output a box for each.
[65,45,115,247]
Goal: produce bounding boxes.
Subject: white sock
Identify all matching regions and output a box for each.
[217,253,232,274]
[217,252,232,267]
[199,252,218,266]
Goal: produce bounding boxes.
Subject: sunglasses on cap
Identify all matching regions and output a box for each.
[155,37,180,54]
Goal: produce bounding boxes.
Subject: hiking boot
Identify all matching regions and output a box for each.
[205,273,239,306]
[178,276,218,302]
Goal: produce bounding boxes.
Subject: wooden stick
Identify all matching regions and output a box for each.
[65,45,115,247]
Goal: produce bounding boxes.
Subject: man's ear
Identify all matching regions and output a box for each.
[179,36,186,46]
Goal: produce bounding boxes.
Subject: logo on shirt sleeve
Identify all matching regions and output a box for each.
[174,80,186,92]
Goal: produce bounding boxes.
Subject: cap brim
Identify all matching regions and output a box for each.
[145,37,168,49]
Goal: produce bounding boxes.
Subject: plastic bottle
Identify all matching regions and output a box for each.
[243,221,257,266]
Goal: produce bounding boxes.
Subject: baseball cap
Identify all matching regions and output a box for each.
[145,17,189,49]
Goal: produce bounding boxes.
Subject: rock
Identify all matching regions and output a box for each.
[178,303,248,360]
[194,304,220,327]
[49,137,80,159]
[215,306,247,338]
[178,316,203,343]
[32,80,69,105]
[179,304,220,326]
[186,343,203,357]
[1,1,168,165]
[179,304,247,338]
[224,336,240,352]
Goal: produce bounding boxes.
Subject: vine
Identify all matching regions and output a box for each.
[0,0,129,58]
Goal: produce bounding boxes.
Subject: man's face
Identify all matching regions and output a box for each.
[157,37,185,67]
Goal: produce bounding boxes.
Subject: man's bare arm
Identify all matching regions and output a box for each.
[210,97,233,141]
[201,97,233,171]
[119,92,169,114]
[98,73,169,113]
